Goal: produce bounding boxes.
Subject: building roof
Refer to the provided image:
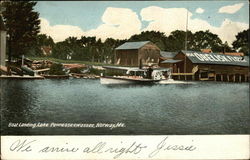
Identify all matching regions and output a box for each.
[161,59,182,64]
[102,66,144,71]
[180,50,249,67]
[41,46,52,55]
[201,48,213,53]
[115,41,150,50]
[222,52,244,56]
[0,15,6,31]
[160,51,178,59]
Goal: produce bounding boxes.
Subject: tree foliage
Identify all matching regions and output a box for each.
[49,63,66,75]
[190,30,224,52]
[232,29,249,56]
[27,34,55,56]
[46,29,248,63]
[2,1,40,58]
[51,41,72,60]
[165,30,193,51]
[129,31,167,50]
[50,36,125,63]
[37,34,54,47]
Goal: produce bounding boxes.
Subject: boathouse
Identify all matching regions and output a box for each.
[160,50,249,82]
[115,41,160,67]
[0,15,6,67]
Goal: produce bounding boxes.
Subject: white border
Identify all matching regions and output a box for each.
[1,135,249,160]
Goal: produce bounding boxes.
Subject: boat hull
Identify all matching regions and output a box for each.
[100,76,158,84]
[158,79,195,84]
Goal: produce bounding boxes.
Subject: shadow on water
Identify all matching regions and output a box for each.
[103,83,155,89]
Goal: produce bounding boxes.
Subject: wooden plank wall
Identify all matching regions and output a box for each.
[115,49,138,66]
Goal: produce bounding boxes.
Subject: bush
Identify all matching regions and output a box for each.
[89,68,104,75]
[49,63,66,75]
[70,67,85,73]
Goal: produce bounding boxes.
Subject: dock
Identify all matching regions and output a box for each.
[0,75,45,79]
[71,73,100,79]
[43,75,69,79]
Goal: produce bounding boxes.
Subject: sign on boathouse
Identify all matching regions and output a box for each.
[183,51,249,67]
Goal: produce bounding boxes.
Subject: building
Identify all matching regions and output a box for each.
[0,15,6,67]
[41,46,52,56]
[115,41,160,67]
[160,50,249,82]
[159,51,180,69]
[222,52,244,56]
[159,51,178,60]
[201,48,213,53]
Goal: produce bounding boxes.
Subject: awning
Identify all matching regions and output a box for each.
[161,59,182,64]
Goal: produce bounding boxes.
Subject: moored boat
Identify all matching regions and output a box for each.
[100,66,168,84]
[100,76,159,84]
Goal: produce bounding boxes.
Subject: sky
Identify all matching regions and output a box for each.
[35,1,249,45]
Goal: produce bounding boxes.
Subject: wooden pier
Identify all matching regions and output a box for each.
[160,51,249,83]
[172,72,249,82]
[0,75,45,79]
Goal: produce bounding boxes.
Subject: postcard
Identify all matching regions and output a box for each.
[0,0,249,159]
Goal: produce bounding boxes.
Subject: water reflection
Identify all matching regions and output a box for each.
[1,80,41,134]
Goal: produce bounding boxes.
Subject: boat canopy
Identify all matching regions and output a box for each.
[102,66,171,72]
[102,66,145,71]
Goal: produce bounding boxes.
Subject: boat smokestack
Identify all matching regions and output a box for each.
[139,59,142,69]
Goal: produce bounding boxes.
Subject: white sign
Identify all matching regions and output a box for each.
[186,53,247,63]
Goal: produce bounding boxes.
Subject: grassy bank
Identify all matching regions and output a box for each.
[27,57,115,66]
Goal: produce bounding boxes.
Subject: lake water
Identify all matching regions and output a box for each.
[0,79,249,135]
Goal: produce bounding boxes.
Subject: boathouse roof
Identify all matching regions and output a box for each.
[160,51,178,59]
[161,59,182,64]
[115,41,150,50]
[180,50,249,67]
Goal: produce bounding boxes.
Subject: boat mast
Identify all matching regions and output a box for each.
[184,9,188,74]
[185,9,188,51]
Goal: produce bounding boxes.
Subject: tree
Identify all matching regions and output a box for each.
[165,30,193,51]
[191,30,224,52]
[27,34,54,56]
[222,41,234,53]
[129,31,167,50]
[232,29,249,56]
[52,41,72,60]
[49,63,66,75]
[78,36,97,61]
[36,34,54,47]
[103,38,117,63]
[65,36,86,60]
[2,1,40,60]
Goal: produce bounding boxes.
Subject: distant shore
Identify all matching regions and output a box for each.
[27,57,115,66]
